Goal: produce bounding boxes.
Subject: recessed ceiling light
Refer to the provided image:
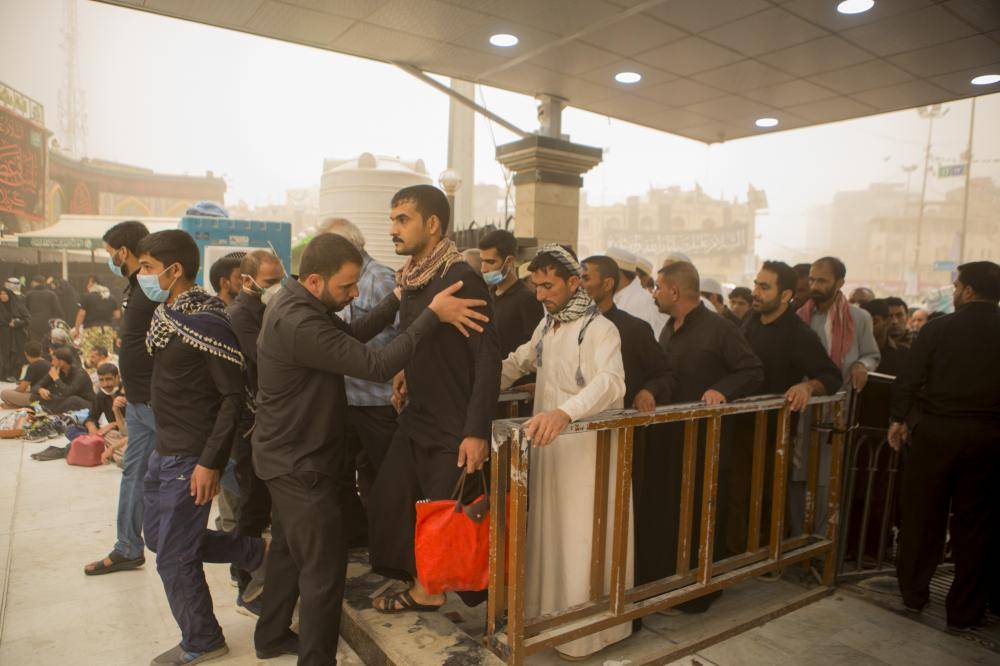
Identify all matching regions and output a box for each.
[489,33,518,47]
[614,71,642,84]
[755,117,779,128]
[837,0,875,14]
[970,73,1000,86]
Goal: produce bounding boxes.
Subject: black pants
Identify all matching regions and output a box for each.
[367,426,486,605]
[233,431,272,593]
[42,394,92,414]
[897,415,999,627]
[341,405,398,547]
[256,471,347,666]
[635,421,731,613]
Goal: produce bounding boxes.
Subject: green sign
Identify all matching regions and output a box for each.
[17,236,102,250]
[938,164,965,178]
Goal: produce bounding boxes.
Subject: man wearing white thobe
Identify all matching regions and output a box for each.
[607,246,669,338]
[500,245,629,659]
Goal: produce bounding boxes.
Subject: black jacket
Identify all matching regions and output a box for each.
[253,279,439,481]
[25,287,63,339]
[742,307,842,396]
[227,290,265,394]
[603,305,676,406]
[33,364,94,404]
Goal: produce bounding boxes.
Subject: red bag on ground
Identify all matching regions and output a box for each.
[414,471,490,595]
[66,434,104,467]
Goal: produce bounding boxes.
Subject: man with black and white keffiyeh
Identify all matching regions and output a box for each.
[498,243,630,660]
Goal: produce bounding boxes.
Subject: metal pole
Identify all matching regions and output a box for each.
[957,98,976,264]
[913,117,933,285]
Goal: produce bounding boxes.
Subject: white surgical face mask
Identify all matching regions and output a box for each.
[100,386,119,396]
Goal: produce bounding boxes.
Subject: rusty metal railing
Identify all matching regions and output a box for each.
[836,373,901,580]
[485,392,848,664]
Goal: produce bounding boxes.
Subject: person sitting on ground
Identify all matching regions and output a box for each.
[32,347,95,414]
[32,362,126,462]
[86,345,117,387]
[0,341,50,408]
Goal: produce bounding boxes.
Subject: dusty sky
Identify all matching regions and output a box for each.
[3,0,999,253]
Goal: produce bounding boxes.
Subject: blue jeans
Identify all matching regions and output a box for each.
[144,452,265,652]
[115,402,156,559]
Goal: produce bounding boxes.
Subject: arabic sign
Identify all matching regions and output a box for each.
[0,82,44,125]
[617,224,749,256]
[0,107,47,223]
[18,235,104,250]
[937,164,965,178]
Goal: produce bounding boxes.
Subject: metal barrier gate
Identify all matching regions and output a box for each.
[485,392,848,664]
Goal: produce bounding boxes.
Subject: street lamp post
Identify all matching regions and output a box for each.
[439,169,462,237]
[913,104,948,290]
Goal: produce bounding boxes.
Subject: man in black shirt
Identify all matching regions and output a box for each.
[860,299,908,376]
[24,276,63,344]
[889,261,1000,631]
[742,261,842,554]
[0,341,49,407]
[478,229,542,359]
[209,254,243,307]
[252,233,487,663]
[581,255,674,410]
[84,221,159,577]
[226,249,284,607]
[73,276,119,361]
[136,230,263,666]
[369,185,501,613]
[33,347,94,413]
[644,261,763,611]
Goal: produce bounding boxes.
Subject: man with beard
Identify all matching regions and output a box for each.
[501,245,628,660]
[798,257,879,391]
[646,261,763,611]
[860,299,909,376]
[889,261,1000,631]
[252,233,488,663]
[885,296,912,348]
[209,255,244,307]
[741,261,842,554]
[793,256,879,533]
[368,184,501,614]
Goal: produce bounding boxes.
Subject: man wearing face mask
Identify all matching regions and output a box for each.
[136,229,265,666]
[225,249,286,611]
[478,229,542,359]
[84,221,159,577]
[252,232,489,664]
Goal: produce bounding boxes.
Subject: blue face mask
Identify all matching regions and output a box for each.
[137,264,178,303]
[107,249,124,278]
[482,258,509,287]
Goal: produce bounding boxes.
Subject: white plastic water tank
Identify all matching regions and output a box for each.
[319,153,432,269]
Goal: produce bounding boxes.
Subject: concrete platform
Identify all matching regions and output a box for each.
[2,394,996,665]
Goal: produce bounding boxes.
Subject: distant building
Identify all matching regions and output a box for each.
[46,150,226,224]
[578,184,762,285]
[866,177,1000,293]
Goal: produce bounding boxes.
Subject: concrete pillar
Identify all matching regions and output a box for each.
[495,135,602,250]
[447,78,475,230]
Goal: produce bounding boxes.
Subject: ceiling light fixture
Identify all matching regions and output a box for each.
[837,0,875,14]
[970,73,1000,86]
[755,117,779,128]
[489,33,518,47]
[614,71,642,84]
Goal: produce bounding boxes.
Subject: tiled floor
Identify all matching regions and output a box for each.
[2,400,996,665]
[0,401,361,665]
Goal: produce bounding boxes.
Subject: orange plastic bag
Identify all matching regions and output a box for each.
[414,471,490,595]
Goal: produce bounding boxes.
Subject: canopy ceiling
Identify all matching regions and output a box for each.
[97,0,1000,143]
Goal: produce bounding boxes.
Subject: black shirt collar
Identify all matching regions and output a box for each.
[285,278,330,316]
[673,301,709,332]
[494,278,525,299]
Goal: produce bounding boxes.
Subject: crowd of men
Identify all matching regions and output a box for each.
[8,183,995,665]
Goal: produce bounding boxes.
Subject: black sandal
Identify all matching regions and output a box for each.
[373,589,443,614]
[84,550,145,576]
